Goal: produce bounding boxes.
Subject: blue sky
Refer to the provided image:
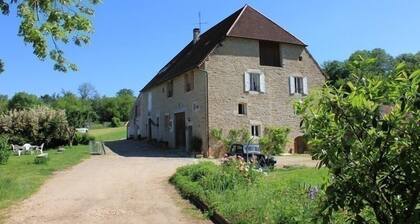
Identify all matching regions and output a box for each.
[0,0,419,97]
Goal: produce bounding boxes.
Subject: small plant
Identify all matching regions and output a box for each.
[259,127,290,156]
[0,135,10,165]
[190,136,203,153]
[210,128,251,149]
[72,133,95,145]
[110,117,121,127]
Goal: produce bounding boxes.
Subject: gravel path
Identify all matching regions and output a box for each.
[5,140,210,224]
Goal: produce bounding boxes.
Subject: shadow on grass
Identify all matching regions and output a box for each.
[104,140,190,158]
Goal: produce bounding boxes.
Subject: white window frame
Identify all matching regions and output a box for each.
[289,76,308,95]
[244,69,265,93]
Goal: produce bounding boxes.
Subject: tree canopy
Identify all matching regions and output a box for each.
[323,48,420,87]
[0,0,100,73]
[8,92,42,110]
[297,57,420,223]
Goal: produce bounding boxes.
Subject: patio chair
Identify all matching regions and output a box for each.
[11,144,24,156]
[23,143,32,154]
[33,143,44,154]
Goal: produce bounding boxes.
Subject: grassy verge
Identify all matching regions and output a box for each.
[89,127,126,141]
[170,162,333,224]
[0,145,89,211]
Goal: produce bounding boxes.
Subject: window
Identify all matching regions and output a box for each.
[147,92,152,112]
[244,70,265,93]
[250,73,260,91]
[185,72,194,92]
[167,80,173,97]
[259,41,281,67]
[295,77,304,94]
[289,76,308,95]
[251,125,261,137]
[238,103,247,115]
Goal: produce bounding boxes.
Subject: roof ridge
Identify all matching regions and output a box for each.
[226,5,248,36]
[248,6,306,46]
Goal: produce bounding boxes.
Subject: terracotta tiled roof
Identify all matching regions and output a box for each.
[141,5,306,92]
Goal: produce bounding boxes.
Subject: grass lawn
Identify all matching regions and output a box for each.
[0,145,90,213]
[89,126,126,141]
[0,127,126,220]
[171,162,333,224]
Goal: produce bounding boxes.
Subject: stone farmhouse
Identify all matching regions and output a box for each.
[128,5,324,156]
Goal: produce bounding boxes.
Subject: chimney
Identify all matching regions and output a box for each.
[193,28,200,44]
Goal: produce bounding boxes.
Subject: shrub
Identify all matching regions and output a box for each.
[210,128,251,149]
[259,127,290,155]
[190,136,202,153]
[72,133,95,145]
[0,106,71,148]
[170,162,330,224]
[296,60,420,223]
[110,117,121,127]
[0,135,10,165]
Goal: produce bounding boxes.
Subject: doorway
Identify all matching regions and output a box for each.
[175,112,186,148]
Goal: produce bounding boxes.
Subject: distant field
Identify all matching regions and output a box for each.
[89,127,127,141]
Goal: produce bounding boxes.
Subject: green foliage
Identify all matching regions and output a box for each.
[72,133,95,145]
[53,91,95,127]
[0,135,10,165]
[8,92,42,110]
[210,128,251,149]
[190,136,203,153]
[1,0,100,72]
[0,95,7,114]
[171,162,331,224]
[110,117,121,127]
[0,106,71,148]
[259,127,290,155]
[323,49,420,87]
[296,59,420,223]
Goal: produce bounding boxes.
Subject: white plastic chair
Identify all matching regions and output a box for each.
[11,144,24,156]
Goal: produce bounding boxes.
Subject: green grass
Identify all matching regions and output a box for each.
[89,127,126,141]
[0,127,126,220]
[0,145,90,213]
[171,162,332,224]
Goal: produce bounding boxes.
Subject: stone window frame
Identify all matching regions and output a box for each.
[238,103,247,115]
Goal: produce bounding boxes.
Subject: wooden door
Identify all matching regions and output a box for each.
[175,112,186,148]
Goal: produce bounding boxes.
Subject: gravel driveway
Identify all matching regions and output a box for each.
[5,140,210,224]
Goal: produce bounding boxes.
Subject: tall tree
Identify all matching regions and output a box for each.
[395,52,420,73]
[8,92,42,110]
[78,83,98,100]
[0,0,100,73]
[0,59,4,73]
[348,48,395,75]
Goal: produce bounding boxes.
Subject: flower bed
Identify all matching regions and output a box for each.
[170,160,333,224]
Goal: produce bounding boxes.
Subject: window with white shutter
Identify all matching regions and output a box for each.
[289,76,295,95]
[244,70,265,93]
[303,77,308,95]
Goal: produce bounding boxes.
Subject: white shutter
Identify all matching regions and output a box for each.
[289,76,295,95]
[260,73,266,93]
[147,92,152,112]
[244,72,250,92]
[303,77,308,95]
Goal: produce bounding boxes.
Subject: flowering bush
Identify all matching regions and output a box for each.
[0,106,71,148]
[0,135,10,165]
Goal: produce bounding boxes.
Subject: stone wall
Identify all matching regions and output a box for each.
[205,37,324,154]
[134,69,208,151]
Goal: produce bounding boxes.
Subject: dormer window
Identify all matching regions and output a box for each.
[259,41,282,67]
